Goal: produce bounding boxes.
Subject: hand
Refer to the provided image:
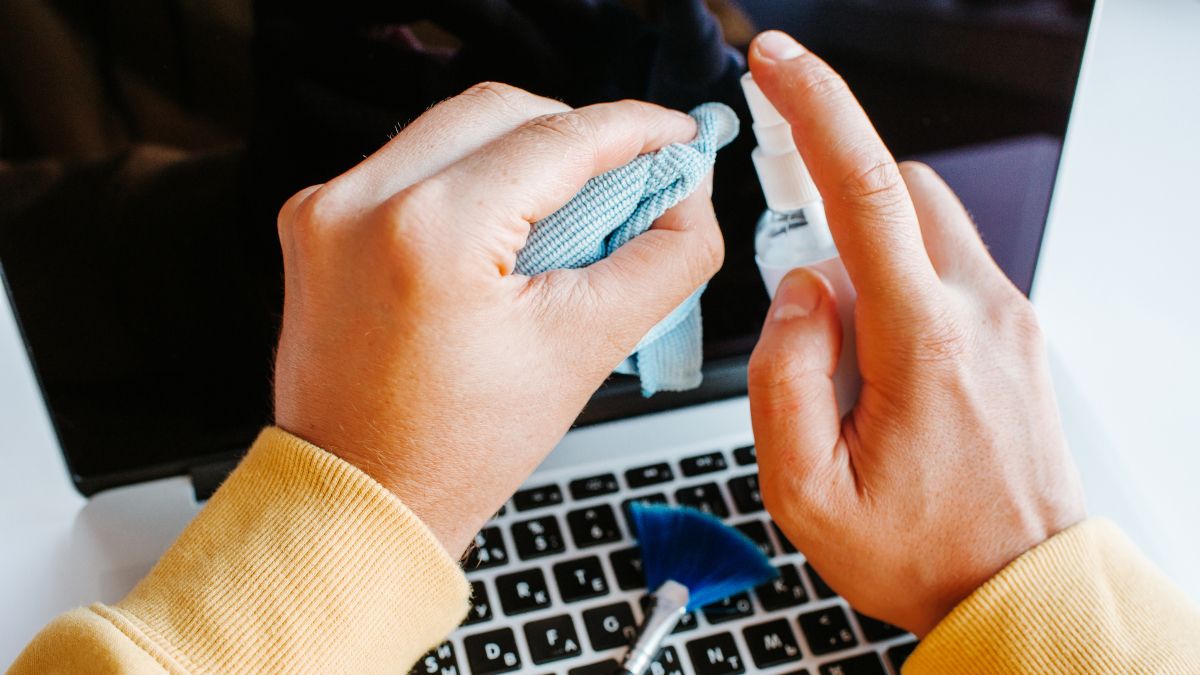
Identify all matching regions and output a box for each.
[744,32,1086,637]
[273,83,723,556]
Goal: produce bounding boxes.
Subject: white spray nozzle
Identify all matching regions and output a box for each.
[740,73,821,212]
[740,72,788,130]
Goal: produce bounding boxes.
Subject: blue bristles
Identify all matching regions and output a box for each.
[630,502,778,611]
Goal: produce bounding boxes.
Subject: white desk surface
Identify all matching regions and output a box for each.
[3,0,1199,665]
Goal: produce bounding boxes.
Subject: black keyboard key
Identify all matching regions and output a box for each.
[733,445,756,465]
[463,628,521,674]
[773,521,798,554]
[511,516,565,560]
[568,660,620,675]
[495,568,552,615]
[735,520,776,558]
[818,652,886,675]
[680,451,727,476]
[553,556,609,602]
[799,606,858,656]
[702,592,755,624]
[513,484,563,511]
[804,562,837,599]
[743,618,802,668]
[567,505,622,548]
[675,482,730,518]
[686,632,746,675]
[854,611,907,642]
[653,646,685,675]
[673,610,699,632]
[410,642,458,675]
[569,473,619,500]
[639,595,698,633]
[465,527,509,570]
[524,614,584,664]
[887,640,918,671]
[464,580,494,625]
[610,547,646,590]
[755,563,809,611]
[728,474,764,514]
[582,601,637,650]
[626,462,674,488]
[622,493,668,537]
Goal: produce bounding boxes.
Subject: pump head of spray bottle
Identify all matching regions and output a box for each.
[741,73,862,414]
[739,73,821,212]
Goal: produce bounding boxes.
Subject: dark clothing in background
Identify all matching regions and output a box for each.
[0,0,1090,490]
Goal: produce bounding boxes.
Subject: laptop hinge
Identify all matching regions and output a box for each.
[189,457,240,502]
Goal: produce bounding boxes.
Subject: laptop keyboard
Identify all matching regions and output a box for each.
[412,441,917,675]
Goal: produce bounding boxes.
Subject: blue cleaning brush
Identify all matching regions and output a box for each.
[620,503,779,675]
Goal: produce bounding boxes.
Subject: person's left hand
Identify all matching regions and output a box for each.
[273,82,724,556]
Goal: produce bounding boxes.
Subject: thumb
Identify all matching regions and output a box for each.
[563,176,724,358]
[748,267,843,474]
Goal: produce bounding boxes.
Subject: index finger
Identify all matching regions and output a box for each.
[412,99,698,272]
[748,31,940,309]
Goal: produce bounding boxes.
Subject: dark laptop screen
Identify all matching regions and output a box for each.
[0,1,1094,494]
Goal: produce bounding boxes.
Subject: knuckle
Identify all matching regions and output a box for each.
[279,184,337,250]
[676,212,725,281]
[528,110,596,148]
[461,81,530,114]
[697,225,726,278]
[378,179,444,251]
[791,55,850,103]
[905,304,970,364]
[613,98,662,124]
[525,111,599,172]
[1004,295,1045,346]
[841,159,907,207]
[277,185,317,233]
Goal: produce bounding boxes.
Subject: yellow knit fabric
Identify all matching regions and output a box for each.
[907,518,1200,674]
[9,428,470,674]
[8,428,1200,673]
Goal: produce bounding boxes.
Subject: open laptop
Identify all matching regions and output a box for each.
[0,2,1095,673]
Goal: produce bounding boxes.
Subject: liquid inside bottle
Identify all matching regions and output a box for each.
[755,204,837,270]
[755,203,840,299]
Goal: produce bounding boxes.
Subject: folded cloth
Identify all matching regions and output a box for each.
[514,102,739,396]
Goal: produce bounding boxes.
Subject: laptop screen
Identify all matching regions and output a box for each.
[0,1,1094,494]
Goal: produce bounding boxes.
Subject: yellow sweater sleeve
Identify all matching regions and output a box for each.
[11,432,1200,675]
[907,518,1200,674]
[8,427,471,675]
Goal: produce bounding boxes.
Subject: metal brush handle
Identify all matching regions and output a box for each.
[619,580,689,675]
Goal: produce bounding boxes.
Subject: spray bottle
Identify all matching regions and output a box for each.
[741,73,860,412]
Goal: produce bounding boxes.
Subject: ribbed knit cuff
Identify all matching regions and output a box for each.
[106,427,470,674]
[905,518,1200,674]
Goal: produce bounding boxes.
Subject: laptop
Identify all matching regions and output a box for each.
[0,1,1095,673]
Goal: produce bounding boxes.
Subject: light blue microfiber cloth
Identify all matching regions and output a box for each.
[514,102,740,396]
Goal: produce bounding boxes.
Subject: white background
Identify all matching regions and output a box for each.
[2,0,1199,665]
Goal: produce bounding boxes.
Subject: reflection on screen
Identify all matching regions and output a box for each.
[0,0,1094,492]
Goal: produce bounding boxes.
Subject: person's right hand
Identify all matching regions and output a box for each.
[745,31,1087,637]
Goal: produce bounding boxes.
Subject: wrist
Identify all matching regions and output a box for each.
[911,514,1087,637]
[273,417,492,558]
[351,456,498,558]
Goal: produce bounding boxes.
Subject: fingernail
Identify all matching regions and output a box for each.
[771,270,821,321]
[755,31,806,62]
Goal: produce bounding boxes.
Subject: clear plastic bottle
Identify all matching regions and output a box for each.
[741,73,860,412]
